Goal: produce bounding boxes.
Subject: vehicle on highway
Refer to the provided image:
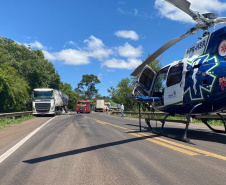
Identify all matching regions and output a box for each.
[95,99,104,112]
[76,100,91,113]
[32,88,69,116]
[105,102,121,111]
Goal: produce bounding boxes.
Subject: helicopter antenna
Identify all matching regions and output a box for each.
[131,0,226,76]
[197,31,201,40]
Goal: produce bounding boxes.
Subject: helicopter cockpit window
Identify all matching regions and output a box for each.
[166,63,183,87]
[139,68,154,91]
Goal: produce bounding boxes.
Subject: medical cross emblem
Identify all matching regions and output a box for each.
[184,54,219,101]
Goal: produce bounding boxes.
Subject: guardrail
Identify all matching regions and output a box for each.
[0,111,32,119]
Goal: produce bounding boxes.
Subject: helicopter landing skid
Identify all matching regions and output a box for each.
[200,113,226,133]
[142,103,203,143]
[145,116,190,143]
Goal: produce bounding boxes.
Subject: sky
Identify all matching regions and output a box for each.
[1,0,226,96]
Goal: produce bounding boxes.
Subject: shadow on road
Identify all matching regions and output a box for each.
[23,134,158,164]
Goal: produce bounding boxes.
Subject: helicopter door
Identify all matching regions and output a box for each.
[163,62,185,106]
[133,65,156,96]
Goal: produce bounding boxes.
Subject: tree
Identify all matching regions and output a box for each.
[76,74,100,99]
[107,86,117,102]
[0,38,61,92]
[108,78,134,110]
[95,94,111,102]
[0,37,62,112]
[0,53,29,112]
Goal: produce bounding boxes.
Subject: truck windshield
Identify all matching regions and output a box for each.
[33,91,53,99]
[78,102,87,105]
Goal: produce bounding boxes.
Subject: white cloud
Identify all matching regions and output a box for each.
[118,42,142,58]
[134,9,138,16]
[115,30,139,40]
[39,34,143,69]
[68,41,77,46]
[63,41,77,48]
[97,73,103,81]
[102,58,142,70]
[84,35,113,60]
[56,49,89,65]
[155,0,226,23]
[43,49,90,65]
[107,69,115,72]
[42,50,56,61]
[42,35,113,65]
[24,41,46,49]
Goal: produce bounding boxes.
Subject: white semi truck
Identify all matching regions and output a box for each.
[105,102,121,111]
[95,99,104,112]
[32,88,69,116]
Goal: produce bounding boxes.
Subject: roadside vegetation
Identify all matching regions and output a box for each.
[0,115,35,130]
[0,36,145,113]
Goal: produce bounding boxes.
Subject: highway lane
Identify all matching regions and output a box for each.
[0,112,226,185]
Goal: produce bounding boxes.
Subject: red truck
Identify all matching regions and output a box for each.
[76,100,91,113]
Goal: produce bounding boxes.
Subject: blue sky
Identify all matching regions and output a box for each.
[1,0,226,96]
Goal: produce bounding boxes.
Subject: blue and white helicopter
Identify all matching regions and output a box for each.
[131,0,226,142]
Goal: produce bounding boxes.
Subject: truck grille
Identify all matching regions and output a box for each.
[79,106,84,111]
[35,103,51,112]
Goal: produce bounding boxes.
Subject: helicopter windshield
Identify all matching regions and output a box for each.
[152,66,169,97]
[166,63,183,87]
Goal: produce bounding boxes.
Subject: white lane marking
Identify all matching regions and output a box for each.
[0,117,55,163]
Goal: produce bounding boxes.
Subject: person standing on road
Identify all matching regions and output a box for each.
[121,103,124,117]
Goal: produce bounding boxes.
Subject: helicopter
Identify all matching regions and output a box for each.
[131,0,226,142]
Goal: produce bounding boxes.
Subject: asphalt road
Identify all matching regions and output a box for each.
[1,112,226,185]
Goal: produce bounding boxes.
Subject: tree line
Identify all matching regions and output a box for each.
[0,36,161,113]
[0,37,77,113]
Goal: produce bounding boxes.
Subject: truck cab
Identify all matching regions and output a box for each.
[76,100,91,113]
[32,88,69,116]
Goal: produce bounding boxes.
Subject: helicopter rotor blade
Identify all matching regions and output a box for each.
[131,26,201,76]
[215,17,226,23]
[165,0,197,19]
[131,32,189,76]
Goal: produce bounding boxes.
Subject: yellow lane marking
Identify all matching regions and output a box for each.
[86,117,198,156]
[130,132,198,156]
[96,120,106,125]
[85,116,226,161]
[138,132,226,160]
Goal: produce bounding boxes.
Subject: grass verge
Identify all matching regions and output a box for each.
[0,115,35,130]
